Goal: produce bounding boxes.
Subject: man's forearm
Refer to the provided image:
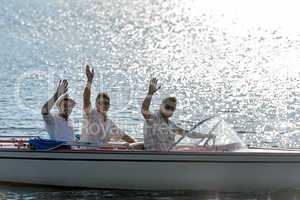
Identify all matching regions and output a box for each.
[83,81,92,109]
[175,127,187,136]
[41,92,58,115]
[122,135,136,143]
[141,94,153,112]
[187,132,210,139]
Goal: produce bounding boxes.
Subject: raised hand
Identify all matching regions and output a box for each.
[41,80,68,115]
[86,65,94,83]
[56,80,68,97]
[148,78,161,95]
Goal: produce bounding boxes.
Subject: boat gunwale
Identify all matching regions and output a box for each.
[0,156,300,163]
[0,148,300,157]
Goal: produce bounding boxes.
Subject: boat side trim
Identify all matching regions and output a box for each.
[1,149,300,157]
[1,156,300,163]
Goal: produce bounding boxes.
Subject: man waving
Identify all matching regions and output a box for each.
[141,78,212,151]
[80,65,136,146]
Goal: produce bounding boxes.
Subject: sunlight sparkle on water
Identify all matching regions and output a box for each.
[1,0,300,147]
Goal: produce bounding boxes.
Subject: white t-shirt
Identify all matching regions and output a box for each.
[80,108,125,145]
[43,113,75,141]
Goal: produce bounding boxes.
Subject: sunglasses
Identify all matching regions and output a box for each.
[100,100,110,107]
[61,100,75,108]
[164,104,176,111]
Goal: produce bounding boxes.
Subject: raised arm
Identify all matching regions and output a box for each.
[41,80,68,115]
[83,65,94,114]
[141,78,161,119]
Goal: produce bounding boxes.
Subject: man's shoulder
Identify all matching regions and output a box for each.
[83,107,96,118]
[42,112,54,119]
[42,112,58,125]
[145,111,160,122]
[169,120,177,128]
[153,111,161,119]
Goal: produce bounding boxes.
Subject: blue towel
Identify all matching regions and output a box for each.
[28,137,70,150]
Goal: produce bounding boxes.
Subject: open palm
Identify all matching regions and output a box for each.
[56,80,68,97]
[86,65,94,82]
[148,78,161,95]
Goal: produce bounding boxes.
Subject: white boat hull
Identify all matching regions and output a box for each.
[0,149,300,191]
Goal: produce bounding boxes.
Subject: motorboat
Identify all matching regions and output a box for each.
[0,119,299,191]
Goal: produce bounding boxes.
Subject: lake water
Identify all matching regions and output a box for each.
[1,0,300,199]
[1,183,300,200]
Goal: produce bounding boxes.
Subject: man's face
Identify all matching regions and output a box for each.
[58,100,74,116]
[96,97,110,114]
[160,101,176,118]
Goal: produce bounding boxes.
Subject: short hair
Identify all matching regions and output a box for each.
[96,92,110,105]
[56,94,76,108]
[162,96,177,105]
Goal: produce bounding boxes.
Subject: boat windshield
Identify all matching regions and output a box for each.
[176,117,246,151]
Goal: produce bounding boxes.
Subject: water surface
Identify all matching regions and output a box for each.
[1,0,300,199]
